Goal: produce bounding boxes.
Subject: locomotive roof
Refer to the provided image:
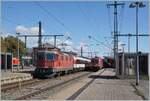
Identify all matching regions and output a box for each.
[33,47,61,51]
[37,50,74,57]
[37,50,58,54]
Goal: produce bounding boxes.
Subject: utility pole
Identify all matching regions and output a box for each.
[107,1,125,75]
[54,35,56,48]
[81,46,83,57]
[128,34,131,53]
[129,1,146,85]
[53,35,64,48]
[38,21,42,47]
[16,32,20,71]
[24,36,27,56]
[25,36,27,49]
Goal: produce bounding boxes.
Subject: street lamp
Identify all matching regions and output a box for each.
[129,1,145,85]
[16,32,20,71]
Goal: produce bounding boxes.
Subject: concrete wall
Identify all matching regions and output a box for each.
[1,53,12,70]
[118,53,149,78]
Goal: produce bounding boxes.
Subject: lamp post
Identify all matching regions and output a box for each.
[129,1,145,85]
[16,32,20,71]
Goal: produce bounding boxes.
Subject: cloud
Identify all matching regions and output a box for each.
[15,25,45,48]
[16,25,44,34]
[29,27,44,34]
[16,25,28,34]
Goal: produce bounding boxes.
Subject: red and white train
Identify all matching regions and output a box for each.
[33,47,103,77]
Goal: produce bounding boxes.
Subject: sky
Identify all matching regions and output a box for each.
[1,0,149,57]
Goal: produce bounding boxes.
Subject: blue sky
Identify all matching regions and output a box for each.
[1,1,149,57]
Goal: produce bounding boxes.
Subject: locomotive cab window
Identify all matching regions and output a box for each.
[92,59,99,64]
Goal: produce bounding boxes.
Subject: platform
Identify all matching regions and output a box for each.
[1,66,35,85]
[47,68,148,100]
[74,68,143,100]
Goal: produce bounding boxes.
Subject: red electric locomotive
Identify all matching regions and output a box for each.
[33,47,74,77]
[85,57,103,72]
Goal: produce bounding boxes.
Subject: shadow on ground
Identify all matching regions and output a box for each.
[88,75,118,79]
[15,70,34,74]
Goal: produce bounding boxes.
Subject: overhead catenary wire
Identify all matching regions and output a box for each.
[107,5,113,33]
[89,35,113,51]
[78,4,103,38]
[118,3,125,34]
[34,1,74,35]
[77,4,94,35]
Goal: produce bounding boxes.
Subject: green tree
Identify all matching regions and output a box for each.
[1,37,7,52]
[1,36,26,58]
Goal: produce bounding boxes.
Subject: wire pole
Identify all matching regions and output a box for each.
[54,36,56,48]
[128,34,131,53]
[136,6,139,85]
[16,32,20,71]
[81,46,83,57]
[107,1,125,75]
[38,21,42,47]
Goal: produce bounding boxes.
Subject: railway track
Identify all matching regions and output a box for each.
[1,72,77,92]
[1,79,40,91]
[1,71,92,100]
[15,72,91,100]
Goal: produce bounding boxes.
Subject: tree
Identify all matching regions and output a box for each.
[1,36,26,58]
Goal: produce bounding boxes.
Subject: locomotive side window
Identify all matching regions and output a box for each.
[66,56,68,61]
[55,54,58,60]
[37,52,45,60]
[47,53,55,60]
[61,56,64,60]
